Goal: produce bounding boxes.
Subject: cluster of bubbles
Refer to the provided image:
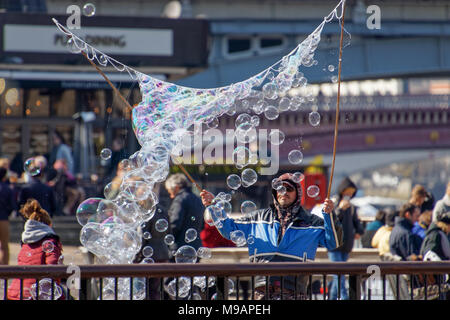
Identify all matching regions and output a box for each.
[49,0,346,300]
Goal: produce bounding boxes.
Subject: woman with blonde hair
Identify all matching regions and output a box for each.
[7,199,64,300]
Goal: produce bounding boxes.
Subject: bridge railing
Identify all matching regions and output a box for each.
[1,261,448,300]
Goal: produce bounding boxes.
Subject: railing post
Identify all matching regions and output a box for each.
[215,277,228,300]
[349,275,361,300]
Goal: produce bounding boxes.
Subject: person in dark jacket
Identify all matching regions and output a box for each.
[389,202,422,261]
[420,210,450,261]
[19,171,57,218]
[0,167,16,265]
[200,172,343,300]
[328,177,364,300]
[165,174,205,253]
[133,204,171,299]
[7,199,64,300]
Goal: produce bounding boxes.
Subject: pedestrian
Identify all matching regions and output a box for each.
[165,174,205,253]
[133,205,171,300]
[327,177,364,300]
[0,167,16,265]
[361,209,386,248]
[409,184,428,208]
[200,172,343,300]
[371,209,398,259]
[49,130,74,176]
[7,199,64,300]
[420,210,450,261]
[389,202,422,261]
[18,169,57,218]
[433,182,450,225]
[412,209,433,241]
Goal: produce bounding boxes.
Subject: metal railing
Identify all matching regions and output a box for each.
[0,262,448,300]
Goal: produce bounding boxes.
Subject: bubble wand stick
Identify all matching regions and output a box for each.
[79,50,203,193]
[326,1,346,199]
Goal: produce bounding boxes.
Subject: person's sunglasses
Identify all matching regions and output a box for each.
[279,184,295,193]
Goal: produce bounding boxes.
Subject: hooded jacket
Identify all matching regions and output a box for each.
[420,222,450,261]
[7,220,63,300]
[331,177,364,253]
[215,173,343,291]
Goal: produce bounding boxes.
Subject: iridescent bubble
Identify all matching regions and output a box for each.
[185,228,197,243]
[277,185,287,195]
[141,257,155,264]
[253,100,267,114]
[197,247,212,259]
[247,235,255,245]
[288,149,304,165]
[142,246,154,258]
[232,146,250,166]
[278,97,291,112]
[262,82,278,99]
[30,278,62,300]
[66,37,81,54]
[240,200,257,215]
[164,234,175,246]
[175,245,197,263]
[268,130,285,145]
[264,105,279,120]
[143,231,152,240]
[307,185,320,198]
[215,200,232,215]
[226,174,241,190]
[24,157,41,176]
[292,172,305,183]
[241,168,258,187]
[309,111,321,127]
[155,219,168,232]
[42,240,55,253]
[100,148,112,160]
[82,3,96,17]
[328,64,335,72]
[230,230,247,247]
[271,178,283,190]
[331,75,338,83]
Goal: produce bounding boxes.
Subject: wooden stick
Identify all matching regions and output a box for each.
[326,2,347,199]
[79,49,202,192]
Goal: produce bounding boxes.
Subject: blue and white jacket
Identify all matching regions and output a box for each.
[217,205,343,263]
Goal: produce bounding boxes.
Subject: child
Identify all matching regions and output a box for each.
[7,199,64,300]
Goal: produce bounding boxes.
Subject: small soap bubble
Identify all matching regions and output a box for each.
[328,64,335,72]
[197,247,212,259]
[241,168,257,187]
[268,130,285,145]
[24,157,41,176]
[247,235,255,245]
[164,234,175,246]
[288,149,304,165]
[307,185,320,198]
[230,230,247,247]
[240,200,257,215]
[83,3,96,17]
[155,219,168,232]
[142,246,154,258]
[175,245,197,263]
[292,172,305,183]
[42,240,55,253]
[309,111,321,127]
[143,231,152,240]
[185,228,198,243]
[226,174,241,190]
[100,148,112,160]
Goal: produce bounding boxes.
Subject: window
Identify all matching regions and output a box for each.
[223,35,287,60]
[227,38,252,54]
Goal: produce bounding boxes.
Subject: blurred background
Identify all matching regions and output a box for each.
[0,0,449,225]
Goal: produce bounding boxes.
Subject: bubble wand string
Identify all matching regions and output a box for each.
[79,49,203,192]
[326,1,346,199]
